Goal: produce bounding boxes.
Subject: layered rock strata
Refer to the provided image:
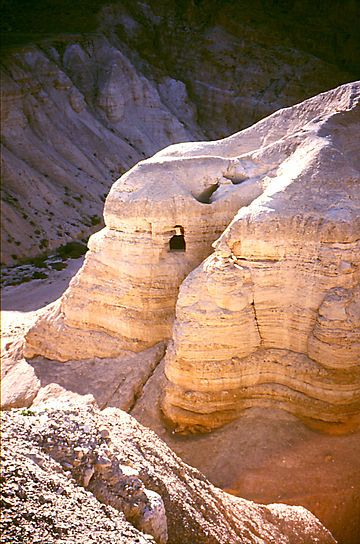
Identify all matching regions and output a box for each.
[24,130,269,360]
[162,81,360,432]
[2,0,354,265]
[24,82,360,433]
[1,34,202,265]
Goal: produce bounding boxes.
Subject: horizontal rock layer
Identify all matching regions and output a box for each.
[163,81,360,432]
[24,131,271,360]
[2,0,353,265]
[24,82,360,432]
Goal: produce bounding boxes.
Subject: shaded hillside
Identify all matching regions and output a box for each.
[2,0,359,75]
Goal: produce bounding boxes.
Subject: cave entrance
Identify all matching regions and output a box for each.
[169,225,186,252]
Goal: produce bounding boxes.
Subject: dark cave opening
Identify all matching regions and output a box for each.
[169,225,186,251]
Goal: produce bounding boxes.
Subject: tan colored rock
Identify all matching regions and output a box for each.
[0,357,41,410]
[132,366,360,544]
[24,132,267,361]
[163,81,360,432]
[2,336,165,412]
[2,2,353,267]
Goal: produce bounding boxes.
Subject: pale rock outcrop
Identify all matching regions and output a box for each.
[24,133,268,360]
[162,81,360,432]
[1,405,336,544]
[24,82,360,428]
[2,336,166,412]
[2,0,353,266]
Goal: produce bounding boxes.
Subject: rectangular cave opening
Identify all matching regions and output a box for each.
[170,225,186,251]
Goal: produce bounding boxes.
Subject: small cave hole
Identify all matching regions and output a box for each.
[169,225,186,252]
[196,182,219,204]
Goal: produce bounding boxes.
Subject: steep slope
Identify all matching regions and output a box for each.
[101,0,354,138]
[162,81,360,432]
[1,34,200,265]
[23,82,360,427]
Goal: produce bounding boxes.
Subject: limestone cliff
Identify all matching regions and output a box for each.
[162,81,360,432]
[23,135,265,360]
[24,82,360,437]
[1,0,355,265]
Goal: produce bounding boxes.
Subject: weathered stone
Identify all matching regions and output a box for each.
[0,349,41,409]
[24,148,264,361]
[1,0,353,266]
[1,405,336,544]
[0,35,201,265]
[23,83,360,435]
[162,81,360,432]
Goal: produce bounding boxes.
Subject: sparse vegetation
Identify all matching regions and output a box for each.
[32,270,48,279]
[57,241,87,259]
[39,238,49,249]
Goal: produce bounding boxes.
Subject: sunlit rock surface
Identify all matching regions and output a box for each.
[24,82,359,435]
[1,0,353,265]
[162,81,360,432]
[1,404,336,544]
[23,139,264,360]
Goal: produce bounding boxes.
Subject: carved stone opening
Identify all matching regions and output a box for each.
[170,225,186,251]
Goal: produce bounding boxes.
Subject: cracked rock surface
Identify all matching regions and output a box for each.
[0,413,157,543]
[0,403,336,544]
[162,81,360,433]
[1,0,354,266]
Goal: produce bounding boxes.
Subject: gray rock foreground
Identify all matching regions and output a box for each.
[1,403,335,544]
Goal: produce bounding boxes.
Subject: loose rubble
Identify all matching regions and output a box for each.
[1,402,336,544]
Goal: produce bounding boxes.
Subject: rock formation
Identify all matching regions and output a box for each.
[3,80,360,544]
[1,0,355,265]
[132,368,360,544]
[24,78,360,430]
[0,402,336,544]
[102,0,355,139]
[1,34,200,265]
[24,128,269,360]
[162,81,360,432]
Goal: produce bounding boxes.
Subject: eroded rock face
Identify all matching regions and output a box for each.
[24,130,267,360]
[1,0,354,266]
[1,34,201,265]
[24,82,360,433]
[0,404,336,544]
[100,1,354,139]
[162,81,360,432]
